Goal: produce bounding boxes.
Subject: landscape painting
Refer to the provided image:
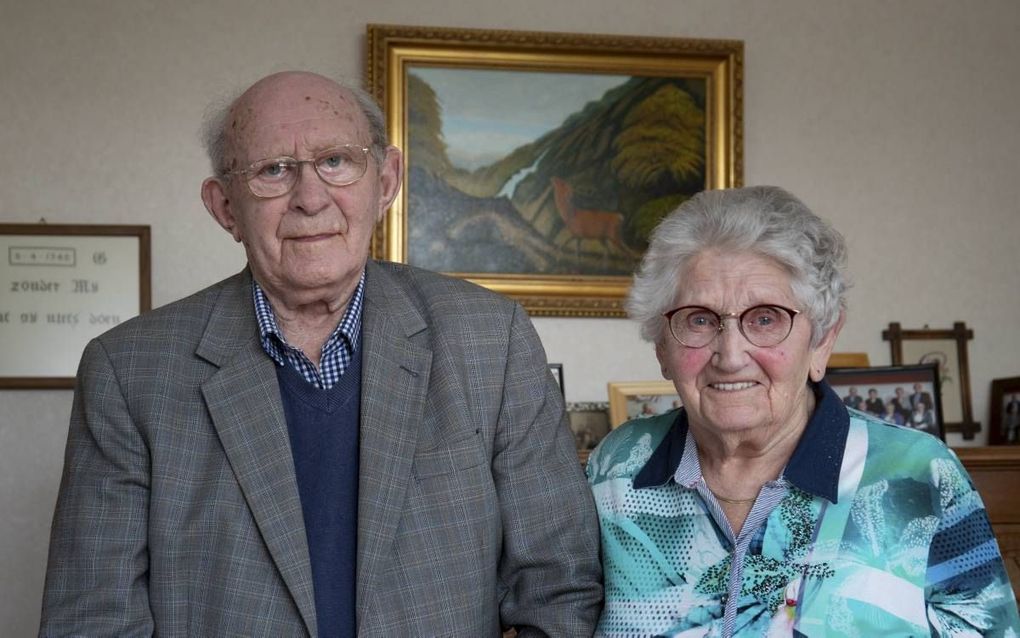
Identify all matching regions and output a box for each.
[367,25,743,315]
[406,67,707,278]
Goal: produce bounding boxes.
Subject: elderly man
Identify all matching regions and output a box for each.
[909,381,934,412]
[40,71,601,637]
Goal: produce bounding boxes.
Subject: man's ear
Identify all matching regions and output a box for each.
[202,177,242,242]
[374,145,403,223]
[809,311,846,383]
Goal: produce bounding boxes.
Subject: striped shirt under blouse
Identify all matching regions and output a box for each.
[252,272,364,389]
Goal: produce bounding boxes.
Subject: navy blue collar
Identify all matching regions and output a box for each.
[633,381,850,504]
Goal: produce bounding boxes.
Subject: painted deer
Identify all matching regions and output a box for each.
[550,176,632,256]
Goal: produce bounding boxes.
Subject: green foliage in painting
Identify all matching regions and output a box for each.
[632,193,689,244]
[612,85,705,189]
[406,73,450,175]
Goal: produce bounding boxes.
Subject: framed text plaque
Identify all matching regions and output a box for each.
[0,224,151,389]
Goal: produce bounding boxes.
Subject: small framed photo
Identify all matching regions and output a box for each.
[825,363,944,441]
[548,363,564,397]
[607,380,682,428]
[883,322,978,438]
[566,401,611,465]
[988,377,1020,446]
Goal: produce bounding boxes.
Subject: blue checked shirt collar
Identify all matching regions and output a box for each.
[252,272,364,389]
[633,381,850,504]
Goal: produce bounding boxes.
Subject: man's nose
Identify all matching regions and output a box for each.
[289,162,331,214]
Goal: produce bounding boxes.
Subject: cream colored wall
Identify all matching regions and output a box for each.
[2,0,1018,632]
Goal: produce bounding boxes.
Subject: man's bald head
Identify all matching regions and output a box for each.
[201,71,388,175]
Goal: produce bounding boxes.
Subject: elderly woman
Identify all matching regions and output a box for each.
[587,187,1018,636]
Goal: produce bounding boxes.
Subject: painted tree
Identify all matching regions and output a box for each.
[611,84,705,190]
[610,84,705,243]
[407,73,451,175]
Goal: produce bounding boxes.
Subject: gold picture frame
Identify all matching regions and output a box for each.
[882,322,979,439]
[607,380,681,428]
[366,24,743,316]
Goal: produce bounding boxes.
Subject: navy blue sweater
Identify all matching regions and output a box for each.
[277,345,361,637]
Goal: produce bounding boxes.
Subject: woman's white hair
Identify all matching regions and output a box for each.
[627,185,849,347]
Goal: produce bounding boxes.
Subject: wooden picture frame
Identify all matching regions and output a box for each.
[825,363,945,442]
[988,376,1020,446]
[828,352,870,368]
[0,223,151,389]
[366,24,743,316]
[883,322,979,438]
[607,380,681,428]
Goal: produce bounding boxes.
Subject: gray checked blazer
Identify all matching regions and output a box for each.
[40,260,602,637]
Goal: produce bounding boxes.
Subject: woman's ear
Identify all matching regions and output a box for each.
[655,340,673,381]
[809,311,846,383]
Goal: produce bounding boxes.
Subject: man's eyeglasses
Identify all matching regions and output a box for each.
[221,145,371,199]
[663,304,800,348]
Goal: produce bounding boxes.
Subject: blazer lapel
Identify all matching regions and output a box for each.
[197,271,317,637]
[356,262,432,624]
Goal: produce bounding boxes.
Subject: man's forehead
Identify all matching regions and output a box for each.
[231,84,362,133]
[226,83,369,161]
[242,115,365,147]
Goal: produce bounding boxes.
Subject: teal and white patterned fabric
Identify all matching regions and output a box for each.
[587,382,1019,637]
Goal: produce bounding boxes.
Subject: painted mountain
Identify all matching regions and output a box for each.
[406,72,707,277]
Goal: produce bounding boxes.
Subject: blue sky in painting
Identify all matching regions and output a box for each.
[411,67,628,170]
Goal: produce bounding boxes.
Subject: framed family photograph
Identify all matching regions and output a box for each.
[366,24,743,316]
[607,380,682,428]
[825,363,945,442]
[988,377,1020,446]
[883,322,978,438]
[0,223,151,389]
